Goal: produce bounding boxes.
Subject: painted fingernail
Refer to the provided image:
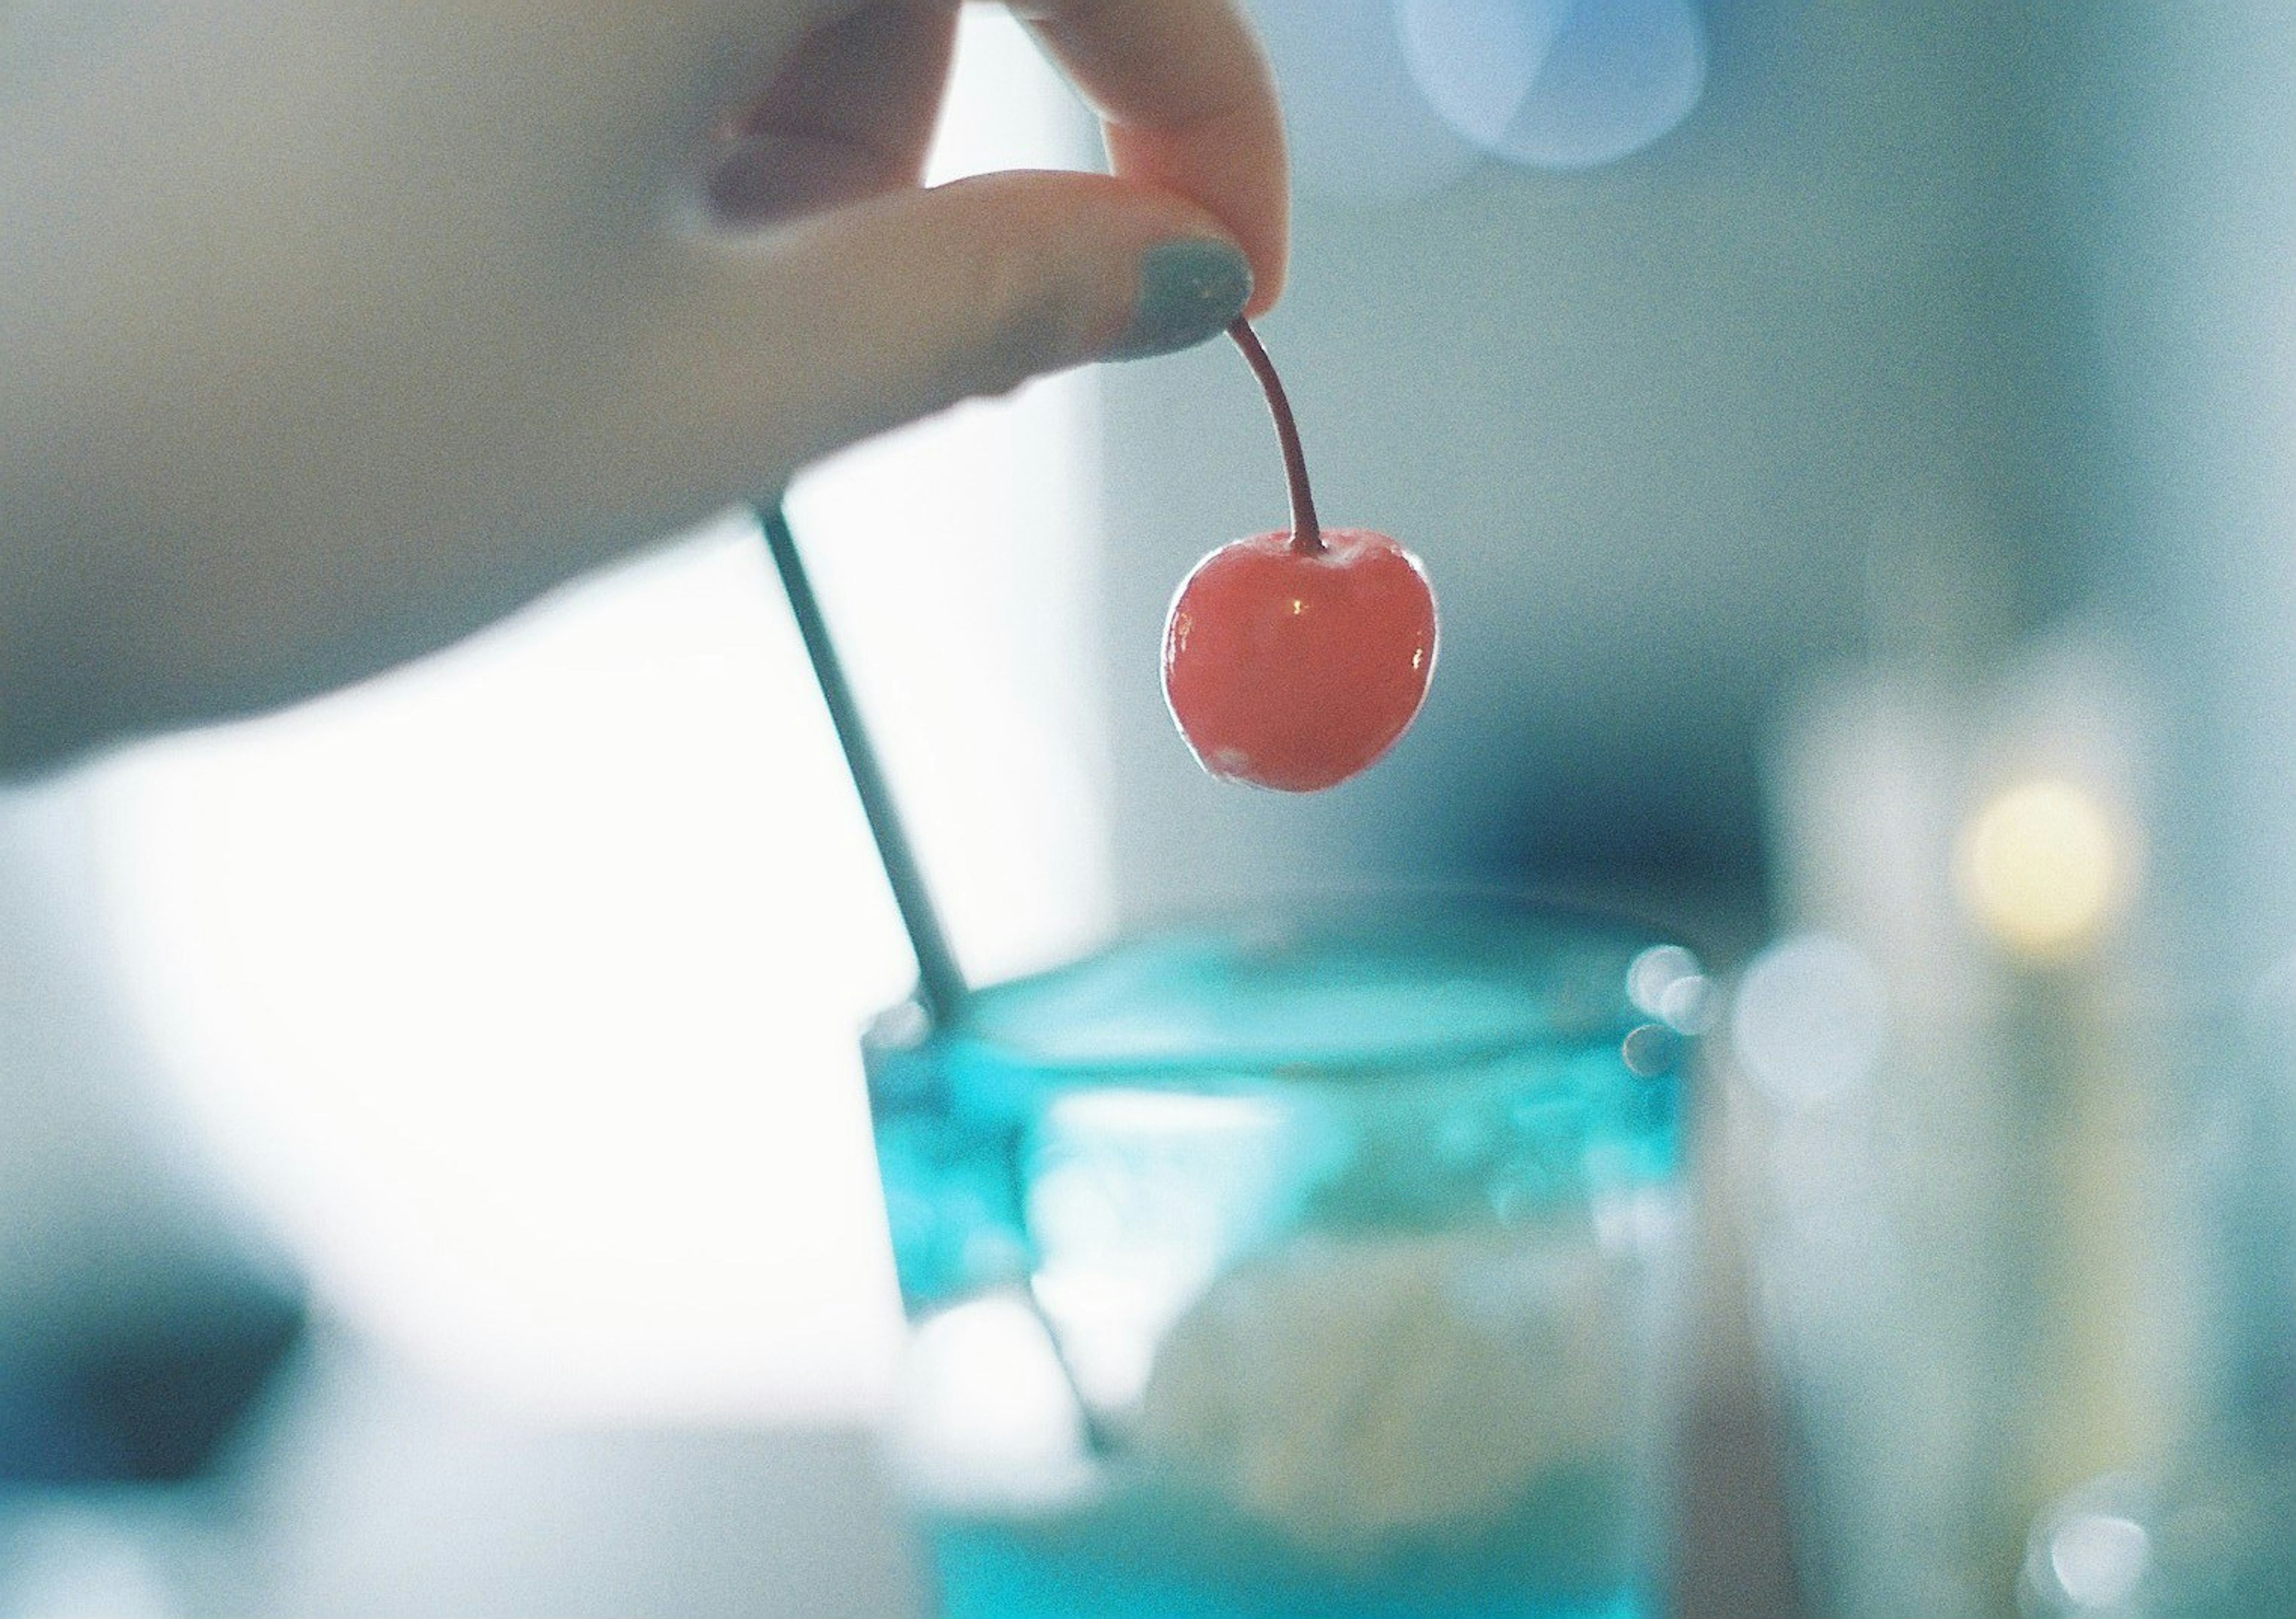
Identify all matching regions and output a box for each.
[1106,240,1254,361]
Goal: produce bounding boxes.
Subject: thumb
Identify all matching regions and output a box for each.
[593,170,1254,506]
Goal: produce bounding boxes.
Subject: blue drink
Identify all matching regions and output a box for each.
[862,898,1699,1619]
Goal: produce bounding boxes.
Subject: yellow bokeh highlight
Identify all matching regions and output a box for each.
[1955,778,2132,961]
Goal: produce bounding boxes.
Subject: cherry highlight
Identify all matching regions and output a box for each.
[1228,317,1323,557]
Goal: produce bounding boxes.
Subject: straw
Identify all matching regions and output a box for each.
[757,502,969,1024]
[759,499,1120,1456]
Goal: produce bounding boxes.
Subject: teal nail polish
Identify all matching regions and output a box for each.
[1107,240,1253,361]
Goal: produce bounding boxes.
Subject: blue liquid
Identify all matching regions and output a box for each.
[928,1476,1650,1618]
[865,900,1689,1619]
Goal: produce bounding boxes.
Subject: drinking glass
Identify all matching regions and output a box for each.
[860,894,1703,1618]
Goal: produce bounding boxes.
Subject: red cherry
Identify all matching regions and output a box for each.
[1164,528,1437,791]
[1159,319,1440,792]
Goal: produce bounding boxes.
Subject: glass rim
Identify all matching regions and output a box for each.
[884,882,1706,1086]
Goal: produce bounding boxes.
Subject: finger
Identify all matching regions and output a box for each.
[1013,0,1288,311]
[579,170,1253,511]
[707,0,961,222]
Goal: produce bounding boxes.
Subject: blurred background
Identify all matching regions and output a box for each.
[6,2,2296,1615]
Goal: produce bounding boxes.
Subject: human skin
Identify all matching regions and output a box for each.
[0,0,1287,771]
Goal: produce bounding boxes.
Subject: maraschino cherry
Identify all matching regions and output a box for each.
[1162,320,1438,792]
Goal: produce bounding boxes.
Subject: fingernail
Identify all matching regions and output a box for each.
[1106,240,1253,361]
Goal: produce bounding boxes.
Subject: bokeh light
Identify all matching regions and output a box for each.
[2049,1511,2151,1611]
[1954,778,2135,962]
[1626,942,1712,1032]
[1730,934,1889,1108]
[2022,1481,2157,1617]
[1394,0,1706,170]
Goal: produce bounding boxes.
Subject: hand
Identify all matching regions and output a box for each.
[0,0,1286,770]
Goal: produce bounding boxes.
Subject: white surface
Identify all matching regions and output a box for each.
[0,1339,923,1619]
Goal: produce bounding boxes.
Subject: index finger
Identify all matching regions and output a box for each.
[1011,0,1289,311]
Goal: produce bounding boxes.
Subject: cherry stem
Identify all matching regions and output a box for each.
[1228,317,1324,557]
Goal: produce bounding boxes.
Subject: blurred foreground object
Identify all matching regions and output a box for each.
[1742,631,2173,1616]
[2040,5,2296,1612]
